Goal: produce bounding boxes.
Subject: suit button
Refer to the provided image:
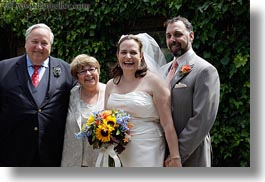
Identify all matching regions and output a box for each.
[38,109,42,112]
[34,127,38,131]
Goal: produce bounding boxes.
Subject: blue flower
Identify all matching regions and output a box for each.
[75,109,132,154]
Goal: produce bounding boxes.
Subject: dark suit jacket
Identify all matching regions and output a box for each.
[0,55,75,166]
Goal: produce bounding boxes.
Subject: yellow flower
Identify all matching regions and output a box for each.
[86,114,95,126]
[101,110,113,119]
[95,123,114,143]
[103,115,117,127]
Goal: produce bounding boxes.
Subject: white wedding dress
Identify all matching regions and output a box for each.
[106,91,165,167]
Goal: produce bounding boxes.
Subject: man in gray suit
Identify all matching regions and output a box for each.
[161,16,220,167]
[0,23,76,166]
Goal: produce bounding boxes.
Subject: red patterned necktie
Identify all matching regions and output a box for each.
[31,65,41,87]
[166,59,178,84]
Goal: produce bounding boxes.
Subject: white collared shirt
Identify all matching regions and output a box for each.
[26,55,49,80]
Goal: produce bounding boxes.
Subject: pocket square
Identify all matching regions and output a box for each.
[174,82,187,88]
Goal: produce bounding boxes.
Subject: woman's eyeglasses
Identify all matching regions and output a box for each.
[77,67,97,76]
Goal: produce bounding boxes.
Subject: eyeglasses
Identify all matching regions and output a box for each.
[77,67,97,76]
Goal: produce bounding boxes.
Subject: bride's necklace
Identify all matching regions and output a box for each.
[80,86,99,105]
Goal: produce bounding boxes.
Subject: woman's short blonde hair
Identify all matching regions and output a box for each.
[70,54,100,79]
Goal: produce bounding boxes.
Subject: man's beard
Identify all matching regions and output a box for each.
[172,47,186,57]
[169,40,189,57]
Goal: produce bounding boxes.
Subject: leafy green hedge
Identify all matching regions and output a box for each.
[0,0,250,166]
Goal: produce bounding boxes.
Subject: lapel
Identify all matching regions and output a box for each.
[15,55,37,106]
[74,86,83,130]
[76,99,83,130]
[40,57,60,107]
[170,71,184,89]
[169,51,196,89]
[170,64,194,89]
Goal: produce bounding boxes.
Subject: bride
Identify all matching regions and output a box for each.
[104,33,182,167]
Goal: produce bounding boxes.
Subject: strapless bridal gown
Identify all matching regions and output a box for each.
[106,91,165,167]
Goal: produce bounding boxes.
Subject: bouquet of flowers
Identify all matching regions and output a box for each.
[75,109,132,167]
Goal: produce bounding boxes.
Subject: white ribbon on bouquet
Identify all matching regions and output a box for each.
[95,145,121,167]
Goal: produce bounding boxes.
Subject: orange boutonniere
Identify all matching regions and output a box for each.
[179,65,193,76]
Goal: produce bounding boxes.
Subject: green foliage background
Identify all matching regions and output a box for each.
[0,0,250,166]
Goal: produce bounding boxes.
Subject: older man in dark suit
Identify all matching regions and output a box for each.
[0,23,76,166]
[161,16,220,167]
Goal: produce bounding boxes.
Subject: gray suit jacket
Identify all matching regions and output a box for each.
[161,49,220,167]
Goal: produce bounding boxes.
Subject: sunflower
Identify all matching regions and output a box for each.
[95,123,114,143]
[103,115,117,128]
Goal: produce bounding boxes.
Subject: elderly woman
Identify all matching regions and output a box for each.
[61,54,106,167]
